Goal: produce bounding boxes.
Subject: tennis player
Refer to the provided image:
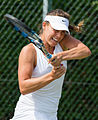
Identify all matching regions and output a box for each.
[11,9,91,120]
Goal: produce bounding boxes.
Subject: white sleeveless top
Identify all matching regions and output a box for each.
[15,43,67,114]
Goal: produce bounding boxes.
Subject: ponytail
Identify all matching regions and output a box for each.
[69,20,84,33]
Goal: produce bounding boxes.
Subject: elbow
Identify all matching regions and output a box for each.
[86,47,92,57]
[80,46,92,59]
[19,86,36,95]
[20,88,26,95]
[20,87,28,95]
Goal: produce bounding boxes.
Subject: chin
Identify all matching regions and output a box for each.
[50,44,56,47]
[50,42,57,47]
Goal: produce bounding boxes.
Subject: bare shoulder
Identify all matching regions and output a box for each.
[20,43,36,55]
[19,43,37,66]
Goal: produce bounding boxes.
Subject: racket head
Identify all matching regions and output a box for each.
[4,14,52,59]
[4,14,37,40]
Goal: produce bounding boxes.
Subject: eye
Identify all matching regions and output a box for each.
[52,28,58,33]
[65,31,69,34]
[61,31,66,35]
[62,31,65,33]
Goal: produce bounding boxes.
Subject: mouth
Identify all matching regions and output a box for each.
[52,37,58,43]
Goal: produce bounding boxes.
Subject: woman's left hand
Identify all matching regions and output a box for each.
[48,53,62,67]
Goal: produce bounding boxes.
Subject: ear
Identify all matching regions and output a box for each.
[42,22,47,29]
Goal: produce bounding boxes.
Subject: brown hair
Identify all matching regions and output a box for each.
[46,9,84,33]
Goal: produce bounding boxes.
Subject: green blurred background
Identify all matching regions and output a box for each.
[0,0,98,120]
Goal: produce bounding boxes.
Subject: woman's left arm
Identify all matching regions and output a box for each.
[49,34,91,66]
[59,34,91,60]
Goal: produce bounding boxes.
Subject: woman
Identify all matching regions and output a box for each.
[11,9,91,120]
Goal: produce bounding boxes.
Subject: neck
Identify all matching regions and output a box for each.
[39,34,55,54]
[44,43,55,54]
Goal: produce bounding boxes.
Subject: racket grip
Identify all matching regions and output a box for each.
[46,53,52,59]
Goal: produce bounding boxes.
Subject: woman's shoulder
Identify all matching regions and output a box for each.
[21,43,36,53]
[19,43,36,60]
[19,43,37,66]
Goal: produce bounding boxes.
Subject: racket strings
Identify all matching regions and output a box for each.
[4,14,52,59]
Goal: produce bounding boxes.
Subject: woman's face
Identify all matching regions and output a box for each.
[42,22,66,47]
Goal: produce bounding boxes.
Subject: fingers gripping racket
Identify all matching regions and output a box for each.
[4,14,52,59]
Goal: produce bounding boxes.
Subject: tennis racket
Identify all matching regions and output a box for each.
[4,14,52,59]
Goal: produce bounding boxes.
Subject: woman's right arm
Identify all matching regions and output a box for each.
[18,44,66,95]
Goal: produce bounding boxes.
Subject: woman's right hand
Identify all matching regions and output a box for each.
[50,65,66,80]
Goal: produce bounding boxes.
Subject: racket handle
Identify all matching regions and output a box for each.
[46,53,52,59]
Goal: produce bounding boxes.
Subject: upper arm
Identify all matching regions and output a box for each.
[60,34,86,50]
[18,44,36,82]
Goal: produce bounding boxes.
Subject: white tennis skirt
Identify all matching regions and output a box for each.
[10,110,57,120]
